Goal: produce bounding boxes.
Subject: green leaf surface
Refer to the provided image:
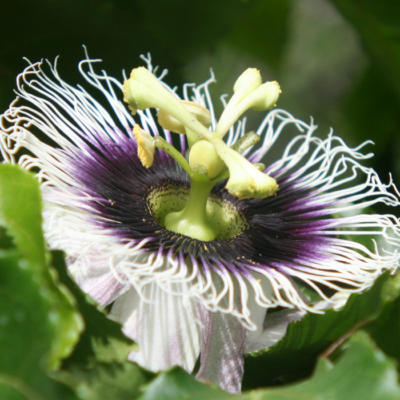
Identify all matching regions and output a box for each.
[243,271,400,387]
[366,293,400,364]
[139,332,400,400]
[51,251,153,399]
[138,367,229,400]
[245,331,400,400]
[0,165,82,399]
[57,361,151,400]
[51,251,135,365]
[0,249,80,400]
[0,164,45,266]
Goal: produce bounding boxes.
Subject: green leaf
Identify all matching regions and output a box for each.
[329,0,400,102]
[0,226,14,249]
[51,251,136,366]
[0,249,80,400]
[0,165,151,399]
[366,293,400,364]
[51,251,153,399]
[243,271,400,387]
[244,331,400,400]
[57,361,151,400]
[136,332,400,400]
[0,164,45,266]
[138,367,230,400]
[0,165,82,399]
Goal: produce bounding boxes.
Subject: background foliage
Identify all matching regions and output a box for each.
[0,0,400,398]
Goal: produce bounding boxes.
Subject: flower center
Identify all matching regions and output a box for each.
[124,66,281,241]
[146,182,248,241]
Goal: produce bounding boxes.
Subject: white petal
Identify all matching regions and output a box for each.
[246,308,306,353]
[246,274,274,344]
[314,291,350,310]
[42,197,131,306]
[245,274,306,352]
[196,306,247,394]
[246,291,351,353]
[111,283,200,373]
[68,247,131,306]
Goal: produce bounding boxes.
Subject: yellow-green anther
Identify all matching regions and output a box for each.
[123,78,179,115]
[244,81,281,111]
[214,78,281,138]
[231,131,260,153]
[212,138,278,199]
[123,67,213,140]
[189,140,225,179]
[133,124,155,168]
[154,136,193,177]
[157,100,211,134]
[232,68,262,105]
[130,67,169,92]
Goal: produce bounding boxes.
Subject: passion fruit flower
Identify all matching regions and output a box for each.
[1,53,400,394]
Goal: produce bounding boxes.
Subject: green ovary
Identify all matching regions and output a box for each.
[147,182,248,242]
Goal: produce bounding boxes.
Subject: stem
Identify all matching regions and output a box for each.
[164,171,218,241]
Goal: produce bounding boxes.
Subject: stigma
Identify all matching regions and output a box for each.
[124,67,280,198]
